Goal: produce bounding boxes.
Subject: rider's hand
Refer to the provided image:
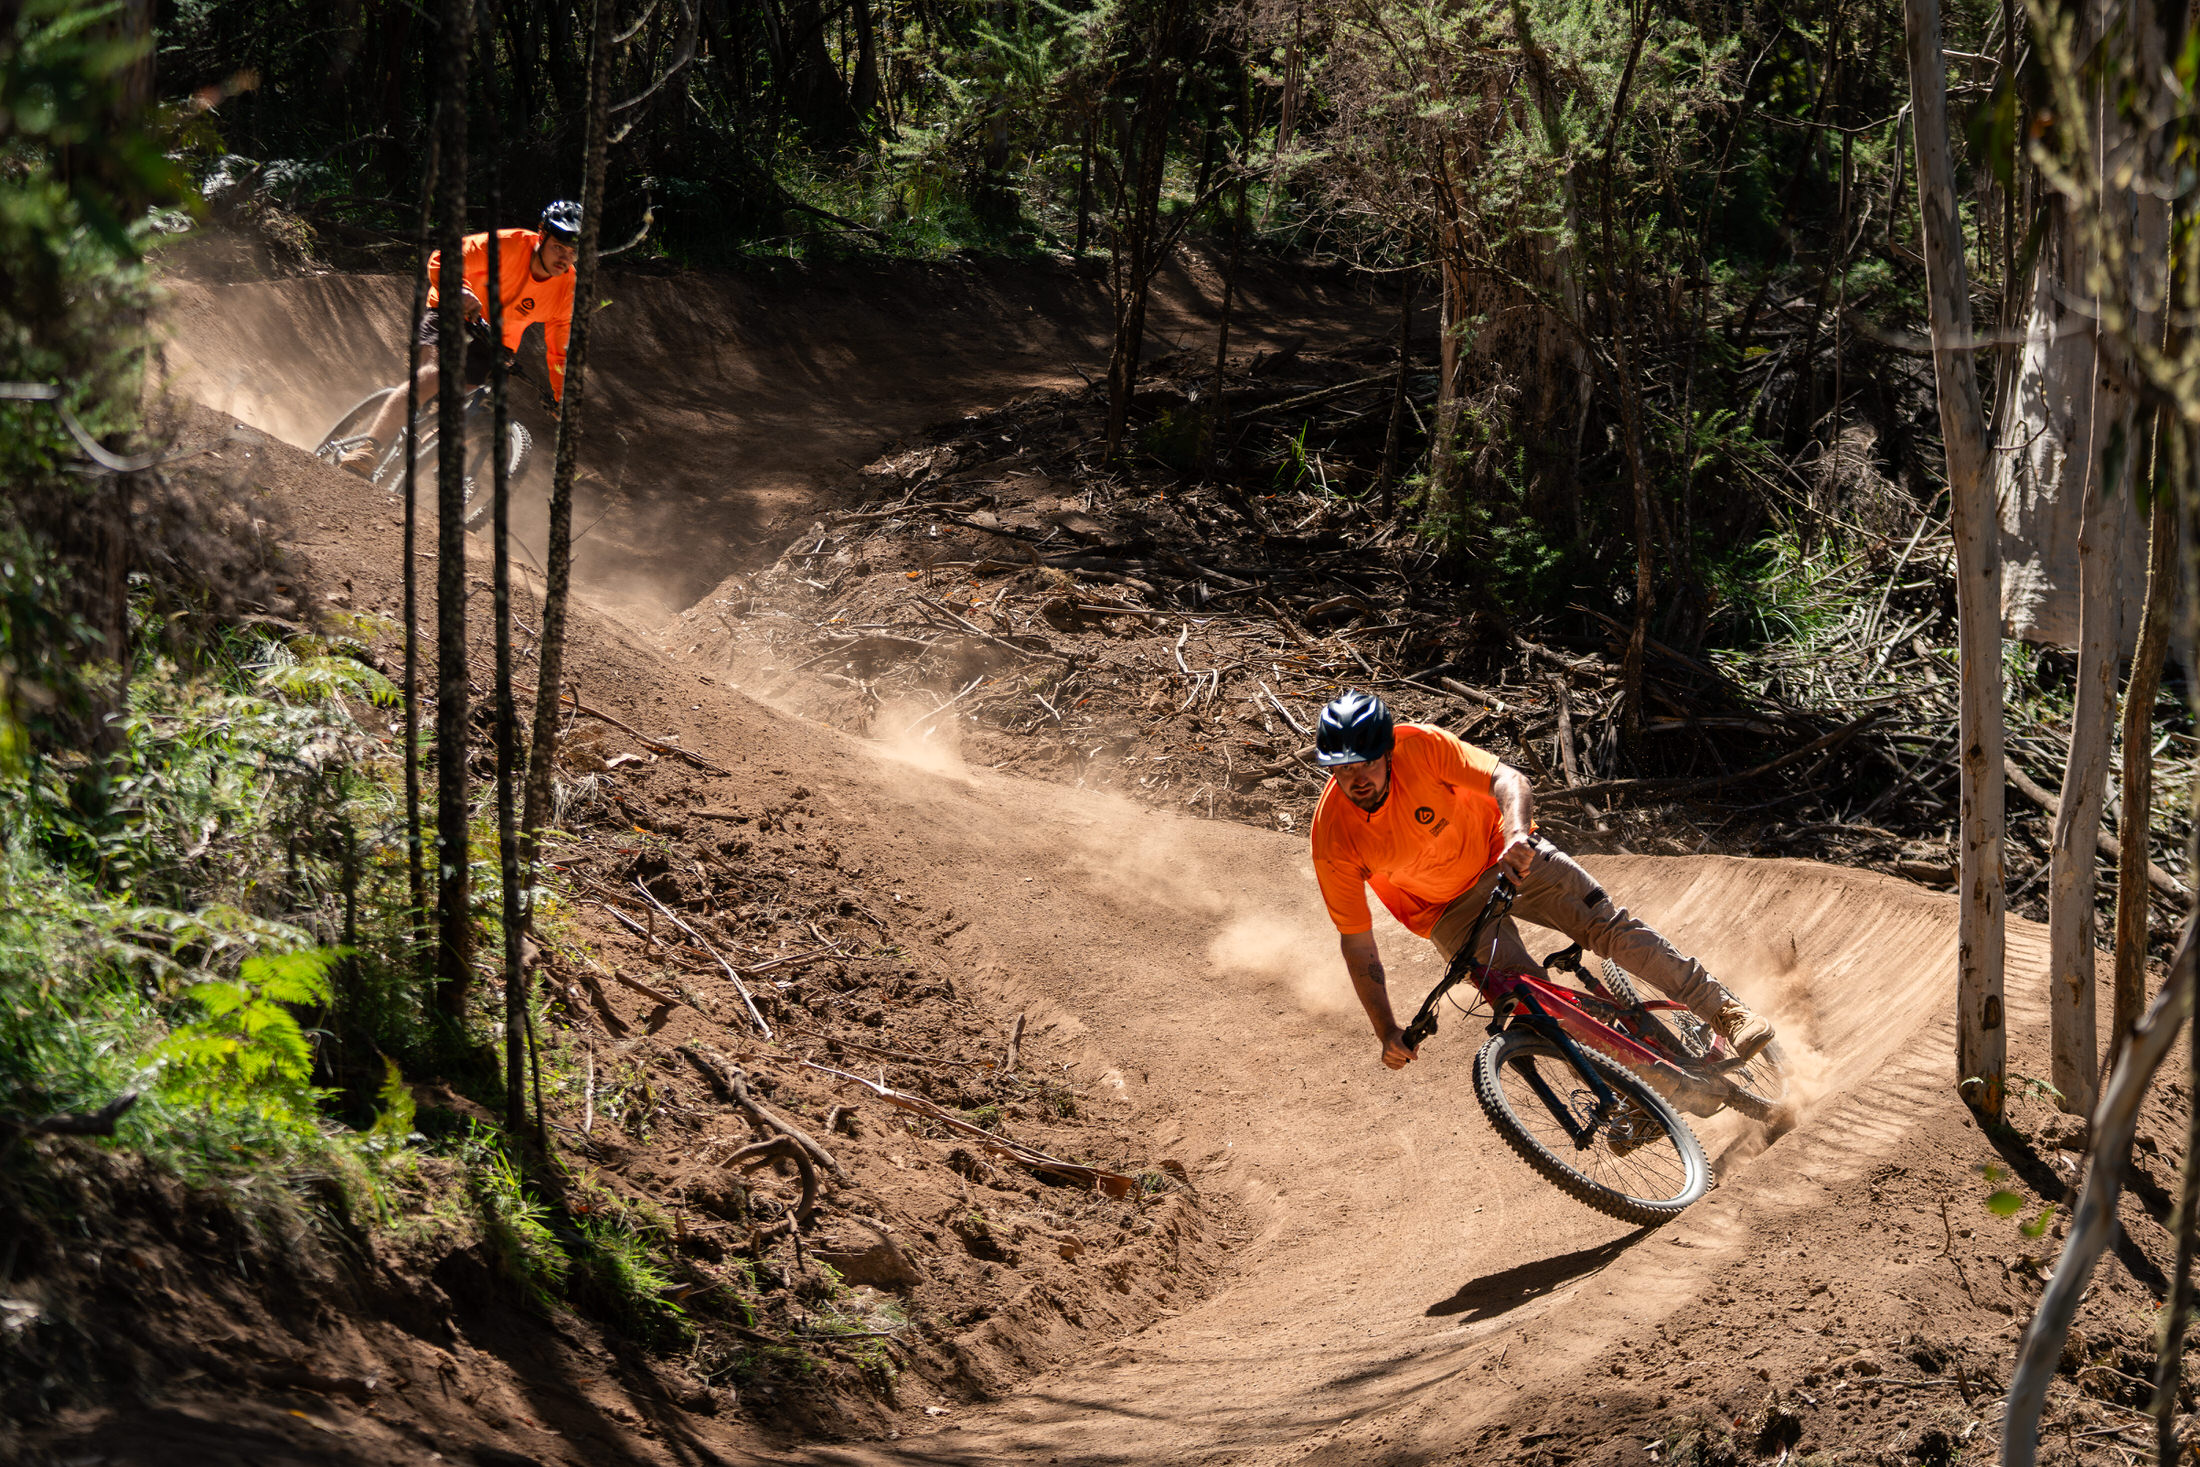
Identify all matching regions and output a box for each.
[1380,1026,1418,1070]
[1498,835,1536,881]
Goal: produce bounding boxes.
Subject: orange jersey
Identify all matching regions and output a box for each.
[1310,724,1507,936]
[425,228,575,398]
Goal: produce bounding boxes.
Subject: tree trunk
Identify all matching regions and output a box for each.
[2046,395,2127,1117]
[1905,0,2006,1118]
[479,36,527,1135]
[1377,270,1417,516]
[430,0,475,1019]
[2004,916,2196,1467]
[401,125,440,980]
[522,0,615,896]
[1101,0,1190,461]
[850,0,881,120]
[2114,425,2183,1068]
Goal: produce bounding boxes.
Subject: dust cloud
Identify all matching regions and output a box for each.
[866,695,972,780]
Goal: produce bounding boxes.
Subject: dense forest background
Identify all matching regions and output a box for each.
[157,0,2006,650]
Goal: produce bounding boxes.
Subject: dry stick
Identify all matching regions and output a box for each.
[631,878,770,1036]
[2003,916,2196,1467]
[561,692,731,774]
[582,1048,595,1135]
[917,594,1070,664]
[805,1061,1135,1197]
[1540,709,1886,804]
[1003,1012,1027,1077]
[682,1045,849,1184]
[728,1135,819,1234]
[904,676,984,739]
[2005,763,2186,903]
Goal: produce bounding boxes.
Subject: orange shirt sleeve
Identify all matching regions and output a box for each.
[424,231,491,314]
[1311,796,1375,935]
[1414,724,1499,794]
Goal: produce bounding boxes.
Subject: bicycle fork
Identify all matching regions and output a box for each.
[1497,986,1622,1151]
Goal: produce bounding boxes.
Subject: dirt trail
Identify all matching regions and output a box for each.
[158,249,1368,615]
[131,256,2149,1466]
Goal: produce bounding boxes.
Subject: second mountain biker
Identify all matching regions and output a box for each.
[340,200,581,477]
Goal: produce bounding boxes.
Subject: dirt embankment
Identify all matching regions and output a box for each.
[20,252,2185,1467]
[157,243,1375,616]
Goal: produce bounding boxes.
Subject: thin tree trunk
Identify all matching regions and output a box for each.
[1101,0,1188,461]
[2046,369,2126,1120]
[1075,115,1093,256]
[2115,424,2182,1066]
[1206,170,1243,476]
[2005,915,2196,1467]
[431,0,475,1018]
[2153,765,2200,1466]
[480,36,527,1134]
[401,127,439,982]
[1377,270,1417,516]
[1905,0,2006,1118]
[521,0,614,896]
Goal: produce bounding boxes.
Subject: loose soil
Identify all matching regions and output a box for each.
[5,248,2187,1467]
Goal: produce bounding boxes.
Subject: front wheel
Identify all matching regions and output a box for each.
[1474,1028,1710,1226]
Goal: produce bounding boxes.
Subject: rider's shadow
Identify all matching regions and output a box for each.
[1424,1229,1652,1322]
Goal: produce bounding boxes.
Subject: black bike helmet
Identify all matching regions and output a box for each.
[1315,690,1395,767]
[540,199,583,243]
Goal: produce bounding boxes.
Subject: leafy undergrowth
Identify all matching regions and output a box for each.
[3,567,1241,1458]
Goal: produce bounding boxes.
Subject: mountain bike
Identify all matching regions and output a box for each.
[1400,876,1793,1226]
[313,368,536,531]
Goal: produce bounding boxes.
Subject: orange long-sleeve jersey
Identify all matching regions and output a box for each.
[425,228,575,399]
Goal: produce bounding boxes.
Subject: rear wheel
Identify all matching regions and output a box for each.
[1474,1028,1709,1227]
[1600,957,1790,1118]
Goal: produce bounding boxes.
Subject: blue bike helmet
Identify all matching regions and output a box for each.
[1315,690,1395,767]
[540,199,583,243]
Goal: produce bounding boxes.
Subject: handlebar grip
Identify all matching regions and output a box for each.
[1401,1015,1434,1050]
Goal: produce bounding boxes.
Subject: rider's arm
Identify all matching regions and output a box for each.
[1342,929,1418,1070]
[1492,762,1537,879]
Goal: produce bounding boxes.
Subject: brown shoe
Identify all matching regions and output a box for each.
[337,439,380,478]
[1711,999,1775,1062]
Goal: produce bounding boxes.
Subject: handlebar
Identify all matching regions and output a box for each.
[1399,874,1516,1051]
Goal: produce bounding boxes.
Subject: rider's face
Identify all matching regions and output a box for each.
[1333,754,1390,813]
[535,235,577,276]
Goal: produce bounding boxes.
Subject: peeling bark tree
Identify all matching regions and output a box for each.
[1904,0,2005,1117]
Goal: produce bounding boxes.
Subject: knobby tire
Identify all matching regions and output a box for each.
[1474,1029,1710,1226]
[1598,957,1790,1118]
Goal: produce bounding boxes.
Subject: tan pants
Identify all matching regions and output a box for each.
[1426,838,1734,1021]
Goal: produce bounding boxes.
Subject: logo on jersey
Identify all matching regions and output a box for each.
[519,296,537,314]
[1414,806,1434,824]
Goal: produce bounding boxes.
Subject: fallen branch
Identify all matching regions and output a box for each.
[560,692,730,775]
[727,1135,818,1234]
[2006,763,2188,904]
[683,1044,850,1185]
[805,1061,1136,1197]
[632,879,771,1036]
[0,1090,138,1138]
[1541,709,1887,805]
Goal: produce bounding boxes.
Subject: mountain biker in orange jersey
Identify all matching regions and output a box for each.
[1308,690,1776,1072]
[340,200,581,477]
